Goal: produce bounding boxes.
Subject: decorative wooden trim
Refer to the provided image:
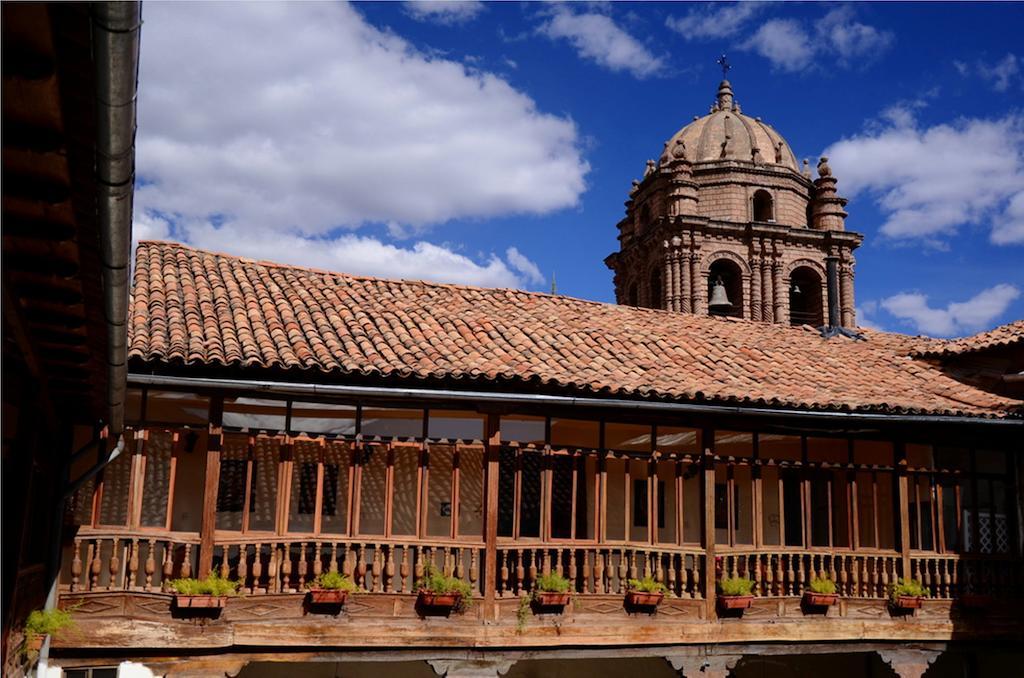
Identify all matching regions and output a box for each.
[199,397,224,576]
[895,442,911,577]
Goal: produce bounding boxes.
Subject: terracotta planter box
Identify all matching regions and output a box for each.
[892,595,924,610]
[417,590,462,610]
[25,636,44,652]
[533,591,571,608]
[174,594,228,609]
[717,594,753,610]
[626,591,665,607]
[803,592,838,607]
[308,589,348,605]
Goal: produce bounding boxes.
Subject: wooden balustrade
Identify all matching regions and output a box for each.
[65,532,200,593]
[910,553,1022,599]
[211,538,485,596]
[717,551,900,599]
[495,544,705,599]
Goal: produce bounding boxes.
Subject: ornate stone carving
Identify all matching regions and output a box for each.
[876,649,941,678]
[429,660,516,678]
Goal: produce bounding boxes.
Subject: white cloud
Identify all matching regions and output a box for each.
[505,246,544,286]
[404,1,484,25]
[538,6,665,79]
[134,2,587,289]
[741,19,814,73]
[824,109,1024,245]
[880,284,1020,337]
[815,7,894,67]
[855,301,883,331]
[978,53,1021,92]
[666,2,766,40]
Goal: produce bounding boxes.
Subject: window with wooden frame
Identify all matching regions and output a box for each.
[712,431,754,547]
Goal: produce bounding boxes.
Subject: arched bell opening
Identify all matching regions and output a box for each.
[789,266,824,326]
[753,189,774,223]
[707,259,743,318]
[649,268,663,309]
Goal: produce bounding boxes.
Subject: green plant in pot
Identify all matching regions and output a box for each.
[23,608,75,654]
[531,572,572,610]
[625,576,670,608]
[416,564,473,613]
[307,570,358,606]
[889,578,927,610]
[169,572,239,610]
[717,576,755,611]
[803,576,839,607]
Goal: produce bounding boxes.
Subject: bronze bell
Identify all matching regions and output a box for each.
[709,276,732,311]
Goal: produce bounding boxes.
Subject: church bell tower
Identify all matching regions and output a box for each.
[604,74,863,328]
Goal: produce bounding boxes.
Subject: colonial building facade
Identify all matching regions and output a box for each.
[606,80,861,327]
[24,76,1024,678]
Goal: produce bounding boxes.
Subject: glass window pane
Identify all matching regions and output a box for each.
[762,466,781,546]
[550,418,599,449]
[854,440,893,467]
[358,444,387,535]
[391,445,419,536]
[605,422,650,452]
[501,415,545,447]
[605,457,626,541]
[321,442,352,534]
[426,444,454,537]
[734,465,753,545]
[362,407,423,439]
[289,402,356,437]
[429,411,484,441]
[758,434,800,461]
[145,390,209,425]
[288,440,320,533]
[657,461,677,544]
[656,426,700,455]
[808,437,847,464]
[715,431,753,457]
[248,437,280,532]
[98,434,133,526]
[223,397,287,431]
[140,431,175,528]
[518,450,542,538]
[458,445,484,538]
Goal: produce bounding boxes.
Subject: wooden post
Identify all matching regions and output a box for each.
[702,427,716,618]
[483,413,501,619]
[199,397,224,577]
[895,441,911,579]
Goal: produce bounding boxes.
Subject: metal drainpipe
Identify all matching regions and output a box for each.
[95,0,140,437]
[36,4,140,675]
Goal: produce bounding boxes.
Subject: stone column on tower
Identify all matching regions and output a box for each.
[749,244,762,322]
[760,246,773,322]
[680,243,692,313]
[772,245,785,323]
[691,250,706,315]
[811,156,848,231]
[840,255,856,328]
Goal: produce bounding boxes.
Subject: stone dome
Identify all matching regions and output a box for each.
[660,80,800,173]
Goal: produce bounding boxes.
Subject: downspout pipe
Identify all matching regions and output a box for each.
[94,1,140,436]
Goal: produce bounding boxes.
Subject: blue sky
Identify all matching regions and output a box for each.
[133,1,1024,337]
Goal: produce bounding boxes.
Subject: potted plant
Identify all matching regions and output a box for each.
[625,576,669,608]
[531,572,572,610]
[23,608,74,654]
[169,572,239,609]
[416,564,472,613]
[889,578,927,611]
[307,571,358,605]
[803,576,839,607]
[717,576,755,611]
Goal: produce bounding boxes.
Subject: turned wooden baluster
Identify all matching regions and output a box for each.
[665,553,675,596]
[268,544,280,593]
[367,545,379,593]
[514,549,524,594]
[127,539,139,590]
[280,542,293,592]
[343,544,354,579]
[497,551,507,596]
[693,555,703,600]
[144,539,156,592]
[629,550,639,583]
[296,542,307,590]
[413,546,424,588]
[784,553,794,596]
[949,558,958,598]
[568,549,577,592]
[454,547,463,582]
[252,543,264,593]
[328,542,338,574]
[592,550,604,594]
[385,545,396,593]
[752,555,762,596]
[70,539,83,592]
[161,541,174,593]
[181,543,193,579]
[837,555,847,596]
[795,554,806,595]
[237,544,249,592]
[762,555,773,597]
[530,549,539,590]
[219,545,230,580]
[399,546,409,593]
[312,542,323,584]
[444,547,454,578]
[938,559,948,598]
[730,554,739,580]
[772,553,782,596]
[108,538,120,590]
[581,550,592,595]
[469,549,479,595]
[617,550,628,594]
[354,544,365,589]
[89,540,101,591]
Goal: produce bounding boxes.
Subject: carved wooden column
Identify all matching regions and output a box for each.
[482,413,500,619]
[876,649,941,678]
[702,427,716,619]
[896,442,912,580]
[199,396,224,576]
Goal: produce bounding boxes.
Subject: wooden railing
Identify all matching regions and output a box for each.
[717,550,901,599]
[909,553,1022,599]
[496,544,705,598]
[211,538,486,596]
[67,531,200,593]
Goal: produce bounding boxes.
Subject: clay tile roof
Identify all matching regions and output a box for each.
[128,241,1024,419]
[909,320,1024,358]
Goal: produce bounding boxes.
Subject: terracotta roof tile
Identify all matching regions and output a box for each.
[910,320,1024,357]
[128,241,1023,419]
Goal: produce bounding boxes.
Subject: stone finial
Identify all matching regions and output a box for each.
[644,159,657,177]
[671,139,687,160]
[715,79,734,111]
[630,179,640,195]
[817,156,832,178]
[774,141,784,164]
[802,158,811,179]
